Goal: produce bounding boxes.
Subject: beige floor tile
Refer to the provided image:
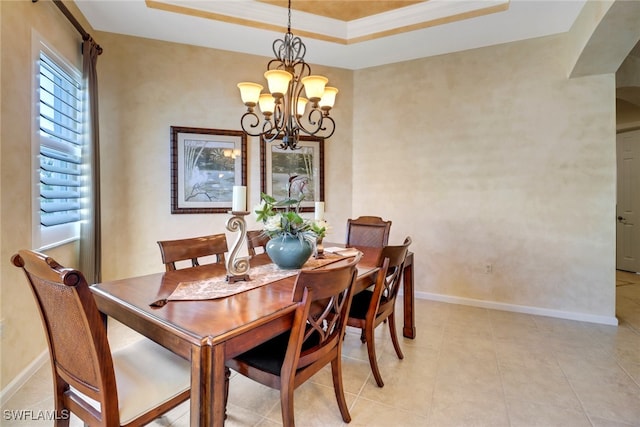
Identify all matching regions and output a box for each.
[618,360,640,385]
[429,389,510,427]
[262,381,356,427]
[227,373,280,417]
[499,363,582,410]
[146,400,190,426]
[589,416,640,427]
[506,399,592,427]
[571,378,640,425]
[309,356,372,395]
[348,397,429,426]
[1,364,53,410]
[358,352,437,417]
[490,321,545,344]
[494,340,565,377]
[402,323,444,350]
[556,351,637,386]
[222,403,272,427]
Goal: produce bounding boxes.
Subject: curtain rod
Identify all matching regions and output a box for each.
[32,0,103,54]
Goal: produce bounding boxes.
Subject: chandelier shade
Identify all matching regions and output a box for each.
[264,70,292,97]
[237,0,337,150]
[319,87,339,110]
[258,93,276,116]
[237,82,263,106]
[300,75,328,101]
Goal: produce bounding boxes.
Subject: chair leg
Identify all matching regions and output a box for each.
[53,382,70,427]
[224,367,231,420]
[55,415,70,427]
[365,326,384,387]
[280,386,296,427]
[331,355,352,423]
[387,312,404,360]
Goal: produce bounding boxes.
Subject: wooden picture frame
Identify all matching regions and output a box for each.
[260,136,325,212]
[171,126,247,214]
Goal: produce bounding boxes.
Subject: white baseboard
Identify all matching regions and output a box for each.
[0,350,48,407]
[413,291,619,326]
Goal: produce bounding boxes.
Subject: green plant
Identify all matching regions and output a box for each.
[254,192,320,245]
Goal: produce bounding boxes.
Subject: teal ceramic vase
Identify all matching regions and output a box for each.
[266,235,313,269]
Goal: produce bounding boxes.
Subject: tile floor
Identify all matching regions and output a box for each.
[3,272,640,426]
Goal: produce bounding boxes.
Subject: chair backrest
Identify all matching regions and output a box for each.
[374,237,412,315]
[246,230,270,256]
[11,250,121,423]
[157,233,228,271]
[345,216,392,248]
[287,253,362,370]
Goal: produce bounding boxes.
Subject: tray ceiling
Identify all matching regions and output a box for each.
[75,0,587,70]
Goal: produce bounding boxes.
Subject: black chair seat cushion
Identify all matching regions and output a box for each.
[233,328,321,376]
[349,290,374,319]
[349,289,392,320]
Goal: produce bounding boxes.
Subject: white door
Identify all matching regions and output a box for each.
[616,129,640,272]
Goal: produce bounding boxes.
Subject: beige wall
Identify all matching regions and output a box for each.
[352,33,617,322]
[1,0,631,393]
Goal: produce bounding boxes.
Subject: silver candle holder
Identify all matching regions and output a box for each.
[225,211,251,283]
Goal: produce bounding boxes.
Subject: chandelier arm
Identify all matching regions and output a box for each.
[293,108,334,139]
[272,100,286,133]
[318,115,336,139]
[261,120,278,137]
[293,61,311,81]
[305,108,323,128]
[262,129,283,144]
[240,111,268,137]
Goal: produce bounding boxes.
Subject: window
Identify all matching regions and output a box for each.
[34,48,84,249]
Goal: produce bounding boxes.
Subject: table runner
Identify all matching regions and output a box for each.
[166,254,344,301]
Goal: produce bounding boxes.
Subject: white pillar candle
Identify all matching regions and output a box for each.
[314,201,325,221]
[232,186,246,212]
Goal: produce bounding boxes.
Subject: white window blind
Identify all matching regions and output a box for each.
[37,51,84,240]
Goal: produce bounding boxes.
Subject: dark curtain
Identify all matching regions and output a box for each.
[79,38,102,284]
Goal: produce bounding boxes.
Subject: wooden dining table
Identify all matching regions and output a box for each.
[90,247,415,427]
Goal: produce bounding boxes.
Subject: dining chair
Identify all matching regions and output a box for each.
[157,233,228,271]
[11,249,191,427]
[347,237,411,387]
[246,229,270,256]
[345,216,392,248]
[225,253,362,427]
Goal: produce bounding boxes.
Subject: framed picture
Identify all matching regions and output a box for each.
[171,126,247,214]
[260,136,324,212]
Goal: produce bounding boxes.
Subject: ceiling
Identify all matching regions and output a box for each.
[75,0,589,70]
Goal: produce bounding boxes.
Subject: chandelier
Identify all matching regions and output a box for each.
[237,0,337,150]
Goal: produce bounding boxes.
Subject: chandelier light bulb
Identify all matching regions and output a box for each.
[258,93,276,117]
[237,82,263,107]
[319,87,338,111]
[301,75,328,102]
[264,70,292,98]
